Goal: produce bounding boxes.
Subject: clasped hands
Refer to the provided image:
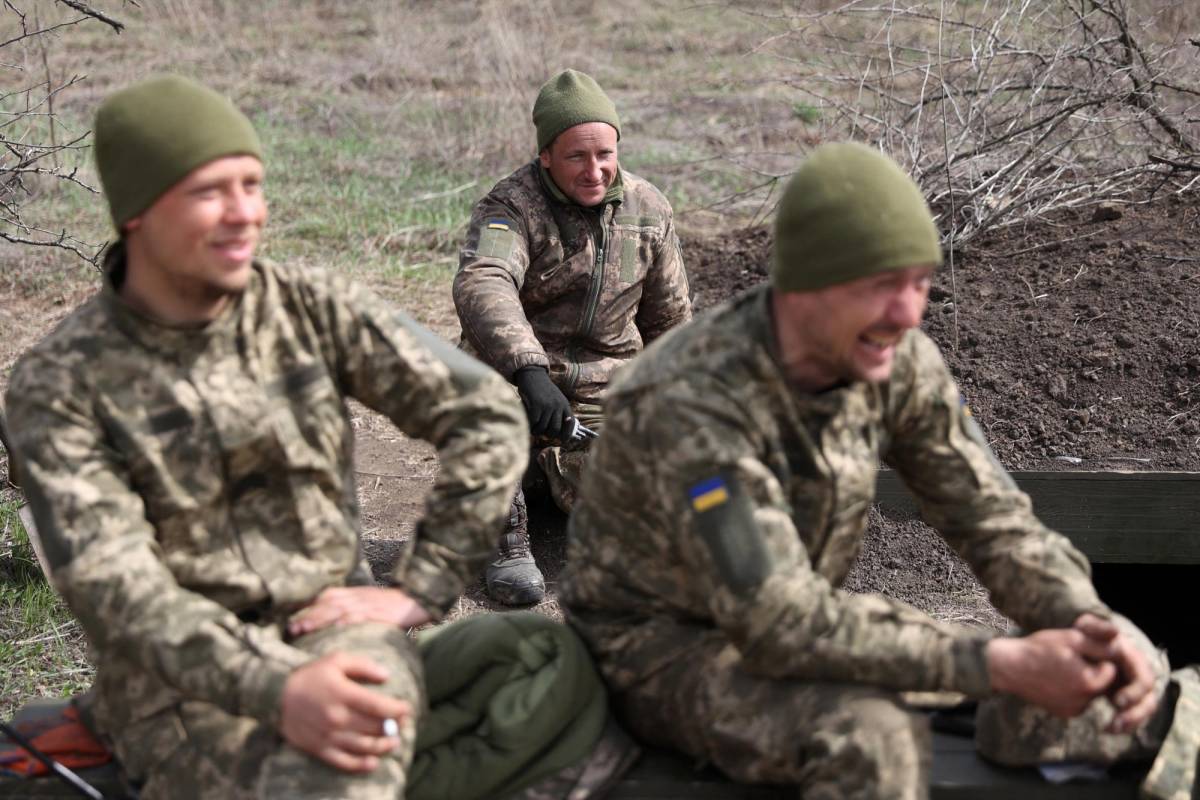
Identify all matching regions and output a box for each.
[279,586,432,773]
[986,612,1160,734]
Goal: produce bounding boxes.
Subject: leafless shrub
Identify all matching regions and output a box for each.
[1,0,126,266]
[738,0,1200,245]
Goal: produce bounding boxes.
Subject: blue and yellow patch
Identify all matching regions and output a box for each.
[689,476,730,513]
[485,218,511,231]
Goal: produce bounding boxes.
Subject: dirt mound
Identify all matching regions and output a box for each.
[680,193,1199,624]
[684,196,1200,470]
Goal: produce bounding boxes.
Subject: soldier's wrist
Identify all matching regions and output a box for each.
[985,637,1020,695]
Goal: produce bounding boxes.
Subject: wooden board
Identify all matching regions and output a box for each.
[608,735,1143,799]
[875,470,1200,565]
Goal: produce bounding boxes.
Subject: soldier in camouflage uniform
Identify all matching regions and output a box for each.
[454,69,692,605]
[5,76,528,799]
[561,142,1163,798]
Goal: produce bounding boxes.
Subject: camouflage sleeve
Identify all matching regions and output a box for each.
[884,332,1107,631]
[634,216,692,344]
[6,362,311,728]
[304,271,528,619]
[452,195,547,378]
[646,388,995,697]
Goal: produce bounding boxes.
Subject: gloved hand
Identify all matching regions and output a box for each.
[513,366,574,442]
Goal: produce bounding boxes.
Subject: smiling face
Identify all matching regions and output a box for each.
[772,265,934,390]
[538,122,618,207]
[122,155,266,324]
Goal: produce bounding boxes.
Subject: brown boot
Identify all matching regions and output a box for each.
[485,489,545,605]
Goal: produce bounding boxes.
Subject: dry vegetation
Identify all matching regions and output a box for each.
[0,0,1196,718]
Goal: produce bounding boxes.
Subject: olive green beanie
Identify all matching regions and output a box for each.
[532,69,621,153]
[94,75,262,230]
[770,142,943,292]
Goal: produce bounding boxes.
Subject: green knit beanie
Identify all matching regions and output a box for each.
[94,75,263,229]
[532,69,621,153]
[770,142,943,292]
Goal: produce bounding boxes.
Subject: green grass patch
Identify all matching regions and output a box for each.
[258,117,491,276]
[0,498,91,721]
[791,102,822,124]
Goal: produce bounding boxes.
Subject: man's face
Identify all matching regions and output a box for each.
[774,265,934,387]
[124,155,266,316]
[538,122,618,207]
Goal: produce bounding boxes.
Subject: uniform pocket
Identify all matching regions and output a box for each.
[612,222,658,286]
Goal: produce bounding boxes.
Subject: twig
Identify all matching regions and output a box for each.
[404,180,477,204]
[1148,154,1200,172]
[354,469,429,480]
[53,0,125,33]
[995,230,1102,258]
[937,0,960,351]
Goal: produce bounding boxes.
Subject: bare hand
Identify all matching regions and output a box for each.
[287,586,432,637]
[279,652,411,773]
[1074,613,1160,733]
[987,626,1118,717]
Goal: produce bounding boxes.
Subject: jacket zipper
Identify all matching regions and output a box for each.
[566,205,611,393]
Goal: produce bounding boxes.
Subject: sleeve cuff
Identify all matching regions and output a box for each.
[948,631,998,698]
[389,557,461,622]
[504,351,550,380]
[238,654,307,727]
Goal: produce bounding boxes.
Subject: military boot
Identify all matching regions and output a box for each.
[485,489,545,605]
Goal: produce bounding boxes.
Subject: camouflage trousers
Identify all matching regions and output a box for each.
[527,402,603,514]
[613,638,930,799]
[114,622,423,800]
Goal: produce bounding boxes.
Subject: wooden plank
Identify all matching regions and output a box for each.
[875,470,1200,564]
[927,733,1141,799]
[609,738,1143,799]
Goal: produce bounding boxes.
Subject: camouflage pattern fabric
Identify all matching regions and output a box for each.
[454,162,691,404]
[561,285,1109,790]
[977,613,1200,799]
[6,257,527,790]
[508,718,641,800]
[975,614,1170,766]
[117,622,422,800]
[1142,666,1200,800]
[613,633,930,799]
[534,401,603,513]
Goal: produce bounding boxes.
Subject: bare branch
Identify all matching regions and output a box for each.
[2,2,122,265]
[735,0,1200,244]
[53,0,124,33]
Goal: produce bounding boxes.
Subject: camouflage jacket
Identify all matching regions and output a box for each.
[561,285,1107,698]
[453,162,692,403]
[6,257,527,733]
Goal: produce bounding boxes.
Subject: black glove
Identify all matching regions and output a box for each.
[513,366,574,442]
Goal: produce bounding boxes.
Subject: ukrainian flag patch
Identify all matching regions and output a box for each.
[689,476,730,513]
[486,218,511,231]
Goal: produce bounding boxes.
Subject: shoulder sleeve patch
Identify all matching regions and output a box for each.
[686,471,772,595]
[476,218,518,262]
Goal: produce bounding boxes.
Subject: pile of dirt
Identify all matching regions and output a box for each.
[680,193,1199,624]
[683,196,1200,471]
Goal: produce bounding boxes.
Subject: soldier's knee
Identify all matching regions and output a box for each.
[802,693,929,799]
[293,622,424,702]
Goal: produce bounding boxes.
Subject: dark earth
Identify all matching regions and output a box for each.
[682,193,1200,656]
